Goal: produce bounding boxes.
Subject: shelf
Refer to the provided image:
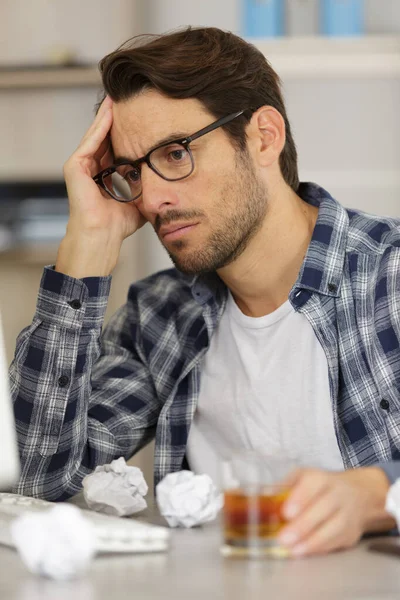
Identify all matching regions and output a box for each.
[253,35,400,79]
[0,36,399,89]
[0,66,101,89]
[0,243,130,267]
[0,170,64,183]
[301,169,400,188]
[0,244,58,265]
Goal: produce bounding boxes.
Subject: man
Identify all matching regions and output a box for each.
[10,27,399,556]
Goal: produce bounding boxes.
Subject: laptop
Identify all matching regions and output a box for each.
[0,312,20,491]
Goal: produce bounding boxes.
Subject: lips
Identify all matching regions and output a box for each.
[159,222,199,240]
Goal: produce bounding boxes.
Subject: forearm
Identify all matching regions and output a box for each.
[9,267,112,498]
[10,268,160,500]
[347,467,396,534]
[55,229,123,279]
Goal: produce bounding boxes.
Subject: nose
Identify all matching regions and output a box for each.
[138,163,180,218]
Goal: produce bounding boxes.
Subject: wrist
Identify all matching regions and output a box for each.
[55,230,122,278]
[351,467,395,534]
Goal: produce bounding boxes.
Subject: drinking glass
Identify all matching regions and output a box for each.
[220,452,296,558]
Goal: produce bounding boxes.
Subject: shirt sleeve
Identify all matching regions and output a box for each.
[9,266,161,501]
[375,461,400,485]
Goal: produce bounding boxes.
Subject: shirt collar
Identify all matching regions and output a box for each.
[187,181,349,304]
[189,271,225,305]
[291,182,348,300]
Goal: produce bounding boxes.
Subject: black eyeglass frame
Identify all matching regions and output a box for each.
[93,109,246,203]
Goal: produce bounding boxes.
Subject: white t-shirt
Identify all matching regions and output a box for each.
[186,292,344,485]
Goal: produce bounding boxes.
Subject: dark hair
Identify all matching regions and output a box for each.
[99,27,299,191]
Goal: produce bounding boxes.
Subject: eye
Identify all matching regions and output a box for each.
[117,165,140,183]
[167,147,188,162]
[125,168,141,183]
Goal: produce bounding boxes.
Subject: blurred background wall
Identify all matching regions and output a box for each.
[1,0,399,486]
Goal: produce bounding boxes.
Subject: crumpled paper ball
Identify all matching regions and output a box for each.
[156,470,223,528]
[385,478,400,525]
[82,457,148,517]
[11,504,96,580]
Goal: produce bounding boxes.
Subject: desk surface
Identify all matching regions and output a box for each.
[1,500,400,600]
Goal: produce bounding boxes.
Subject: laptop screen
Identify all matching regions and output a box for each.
[0,312,20,491]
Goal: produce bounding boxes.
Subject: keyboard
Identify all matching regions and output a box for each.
[0,492,170,554]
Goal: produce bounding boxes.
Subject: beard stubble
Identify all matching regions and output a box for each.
[157,151,269,275]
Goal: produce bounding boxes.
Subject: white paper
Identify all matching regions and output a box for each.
[82,457,148,517]
[156,470,223,528]
[385,478,400,525]
[11,504,96,580]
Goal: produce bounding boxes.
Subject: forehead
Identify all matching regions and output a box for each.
[110,90,210,156]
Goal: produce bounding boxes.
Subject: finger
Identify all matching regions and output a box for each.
[77,96,113,151]
[290,511,359,557]
[80,95,112,145]
[94,135,112,165]
[73,106,113,162]
[278,489,339,548]
[101,95,113,109]
[283,470,330,520]
[91,95,113,125]
[99,147,114,170]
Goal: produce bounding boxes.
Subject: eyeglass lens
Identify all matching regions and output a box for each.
[102,143,194,202]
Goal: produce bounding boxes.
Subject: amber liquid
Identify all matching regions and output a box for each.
[223,487,290,557]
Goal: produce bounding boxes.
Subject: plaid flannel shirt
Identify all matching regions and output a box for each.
[9,182,400,500]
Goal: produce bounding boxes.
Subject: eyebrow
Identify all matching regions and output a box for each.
[113,131,191,165]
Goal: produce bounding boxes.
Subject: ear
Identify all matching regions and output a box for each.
[247,106,286,168]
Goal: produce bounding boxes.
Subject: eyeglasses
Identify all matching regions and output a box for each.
[93,110,246,203]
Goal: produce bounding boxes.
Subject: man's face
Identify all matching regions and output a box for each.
[111,90,268,274]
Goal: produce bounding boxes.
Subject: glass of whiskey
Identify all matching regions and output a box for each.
[221,452,296,558]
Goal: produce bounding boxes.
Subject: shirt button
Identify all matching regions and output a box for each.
[69,299,82,310]
[58,375,69,387]
[380,399,390,411]
[328,283,337,293]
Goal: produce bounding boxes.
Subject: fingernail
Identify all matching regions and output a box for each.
[291,544,306,557]
[279,531,299,546]
[284,503,298,519]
